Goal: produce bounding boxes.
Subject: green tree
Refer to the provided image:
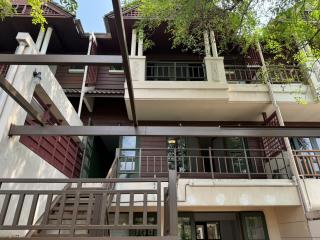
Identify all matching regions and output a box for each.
[129,0,319,62]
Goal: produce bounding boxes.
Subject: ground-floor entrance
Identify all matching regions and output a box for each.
[179,212,269,240]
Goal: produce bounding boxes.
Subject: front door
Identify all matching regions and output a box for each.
[196,222,221,240]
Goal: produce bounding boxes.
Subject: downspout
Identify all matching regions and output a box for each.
[257,42,311,213]
[78,33,95,117]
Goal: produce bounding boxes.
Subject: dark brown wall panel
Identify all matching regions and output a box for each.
[95,66,125,90]
[139,136,168,177]
[55,66,83,89]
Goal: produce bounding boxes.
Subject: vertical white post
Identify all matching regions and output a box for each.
[138,31,143,57]
[203,31,211,57]
[131,29,137,57]
[257,42,311,213]
[35,28,45,51]
[0,41,28,117]
[40,27,53,54]
[78,34,95,117]
[209,30,218,58]
[5,43,27,83]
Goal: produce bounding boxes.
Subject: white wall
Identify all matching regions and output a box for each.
[0,33,82,237]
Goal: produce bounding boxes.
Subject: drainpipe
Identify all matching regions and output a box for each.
[257,42,311,213]
[78,33,95,117]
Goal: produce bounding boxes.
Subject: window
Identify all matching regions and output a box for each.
[119,136,139,178]
[68,65,85,74]
[167,137,188,172]
[129,213,157,236]
[178,217,192,240]
[224,137,249,173]
[109,65,124,73]
[241,212,269,240]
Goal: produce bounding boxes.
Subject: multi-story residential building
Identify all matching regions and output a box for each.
[0,0,320,239]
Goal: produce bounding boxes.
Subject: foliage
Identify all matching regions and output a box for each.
[126,0,320,63]
[28,0,48,31]
[131,0,259,53]
[0,0,15,20]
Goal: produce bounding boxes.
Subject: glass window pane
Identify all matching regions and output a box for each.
[207,222,221,239]
[196,225,205,239]
[244,216,267,240]
[178,217,192,240]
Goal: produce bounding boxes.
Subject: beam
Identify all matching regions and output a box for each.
[8,125,320,137]
[112,0,138,126]
[0,54,122,66]
[0,76,44,125]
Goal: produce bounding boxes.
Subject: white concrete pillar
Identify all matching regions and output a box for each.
[138,31,143,57]
[203,30,211,57]
[0,33,33,117]
[209,30,218,57]
[40,27,53,54]
[35,28,45,51]
[131,29,137,56]
[5,42,27,83]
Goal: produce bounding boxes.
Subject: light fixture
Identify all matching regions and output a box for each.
[168,139,176,144]
[33,70,42,84]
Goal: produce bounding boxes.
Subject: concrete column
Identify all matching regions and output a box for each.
[131,29,137,57]
[5,42,27,83]
[35,28,45,51]
[0,36,30,117]
[40,27,53,54]
[209,30,218,57]
[203,30,211,57]
[138,30,143,57]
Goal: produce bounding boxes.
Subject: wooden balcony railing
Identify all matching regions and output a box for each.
[116,148,291,179]
[225,65,307,84]
[0,176,177,238]
[293,150,320,178]
[146,62,206,81]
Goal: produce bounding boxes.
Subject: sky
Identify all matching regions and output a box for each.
[76,0,113,33]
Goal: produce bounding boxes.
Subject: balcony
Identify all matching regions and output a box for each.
[127,57,318,122]
[146,62,206,81]
[116,148,291,179]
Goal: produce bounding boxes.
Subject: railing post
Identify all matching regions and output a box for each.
[168,170,178,236]
[209,147,214,179]
[139,148,142,178]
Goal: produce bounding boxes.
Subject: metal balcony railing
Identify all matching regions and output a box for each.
[225,65,307,84]
[116,148,291,179]
[146,62,206,81]
[0,177,176,238]
[225,65,262,83]
[293,150,320,178]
